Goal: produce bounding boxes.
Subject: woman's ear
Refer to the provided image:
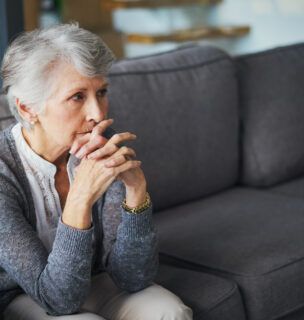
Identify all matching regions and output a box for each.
[15,98,38,125]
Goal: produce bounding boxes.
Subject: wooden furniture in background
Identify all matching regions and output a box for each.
[61,0,125,58]
[100,0,250,46]
[23,0,40,31]
[101,0,221,10]
[127,25,250,44]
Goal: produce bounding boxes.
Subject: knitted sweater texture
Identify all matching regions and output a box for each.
[0,125,159,316]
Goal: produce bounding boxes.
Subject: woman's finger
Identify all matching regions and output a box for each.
[115,159,142,174]
[107,132,137,147]
[102,159,141,178]
[88,144,136,161]
[104,148,137,167]
[87,143,118,160]
[75,135,106,159]
[115,146,136,158]
[69,132,91,155]
[104,155,127,167]
[113,146,136,160]
[70,119,114,156]
[90,118,114,139]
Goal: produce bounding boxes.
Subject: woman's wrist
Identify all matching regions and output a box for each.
[122,191,151,214]
[62,195,92,230]
[125,185,147,208]
[67,183,93,207]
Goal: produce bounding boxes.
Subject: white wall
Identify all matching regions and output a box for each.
[113,0,304,57]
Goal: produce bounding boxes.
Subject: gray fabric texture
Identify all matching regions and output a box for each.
[0,125,158,317]
[107,45,239,211]
[0,95,15,130]
[155,187,304,320]
[156,264,246,320]
[237,42,304,187]
[266,175,304,199]
[278,307,304,320]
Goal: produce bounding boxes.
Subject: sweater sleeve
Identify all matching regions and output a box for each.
[100,180,159,292]
[0,177,94,316]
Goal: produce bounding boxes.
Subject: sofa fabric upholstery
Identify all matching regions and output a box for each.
[154,187,304,320]
[278,307,304,320]
[267,175,304,199]
[156,264,246,320]
[1,41,304,320]
[107,46,239,211]
[0,95,15,130]
[237,43,304,187]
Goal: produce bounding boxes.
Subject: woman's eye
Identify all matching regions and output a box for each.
[97,88,108,98]
[72,93,84,101]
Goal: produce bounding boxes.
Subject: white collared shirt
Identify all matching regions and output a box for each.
[11,123,80,253]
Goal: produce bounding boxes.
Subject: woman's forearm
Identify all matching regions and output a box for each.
[107,206,159,292]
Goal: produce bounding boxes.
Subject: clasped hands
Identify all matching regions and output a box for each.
[68,119,147,207]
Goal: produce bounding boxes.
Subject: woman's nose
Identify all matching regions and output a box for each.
[85,98,108,123]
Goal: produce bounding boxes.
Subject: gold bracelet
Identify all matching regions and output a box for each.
[121,192,151,214]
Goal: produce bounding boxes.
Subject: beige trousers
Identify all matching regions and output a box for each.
[4,272,193,320]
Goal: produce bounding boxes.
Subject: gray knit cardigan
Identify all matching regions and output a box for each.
[0,125,159,316]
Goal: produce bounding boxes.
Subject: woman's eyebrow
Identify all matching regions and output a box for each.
[65,83,109,96]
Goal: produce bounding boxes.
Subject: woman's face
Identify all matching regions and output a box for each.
[36,62,109,151]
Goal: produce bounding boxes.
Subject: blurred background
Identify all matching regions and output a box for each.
[1,0,304,63]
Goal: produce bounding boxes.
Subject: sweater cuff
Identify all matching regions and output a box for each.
[120,204,154,238]
[52,218,94,256]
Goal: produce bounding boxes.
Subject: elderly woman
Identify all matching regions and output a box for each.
[0,24,193,320]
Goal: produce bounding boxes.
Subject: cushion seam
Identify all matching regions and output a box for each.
[109,56,231,77]
[235,42,304,61]
[205,283,240,313]
[270,301,304,320]
[114,44,199,62]
[244,136,267,186]
[160,252,304,277]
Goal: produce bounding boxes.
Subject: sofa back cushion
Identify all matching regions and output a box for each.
[108,45,239,211]
[237,43,304,187]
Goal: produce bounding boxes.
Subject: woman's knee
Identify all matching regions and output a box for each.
[146,285,193,320]
[3,294,106,320]
[109,284,193,320]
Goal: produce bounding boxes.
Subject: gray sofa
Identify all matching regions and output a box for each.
[1,42,304,320]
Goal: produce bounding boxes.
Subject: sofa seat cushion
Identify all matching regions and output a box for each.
[108,45,239,211]
[237,42,304,187]
[267,175,304,199]
[154,187,304,320]
[156,264,246,320]
[277,306,304,320]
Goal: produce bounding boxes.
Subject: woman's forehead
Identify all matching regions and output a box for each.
[50,63,107,96]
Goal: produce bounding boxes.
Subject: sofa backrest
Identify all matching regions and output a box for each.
[108,45,239,211]
[0,45,240,212]
[236,43,304,187]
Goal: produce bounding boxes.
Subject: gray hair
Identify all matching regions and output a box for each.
[0,23,115,129]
